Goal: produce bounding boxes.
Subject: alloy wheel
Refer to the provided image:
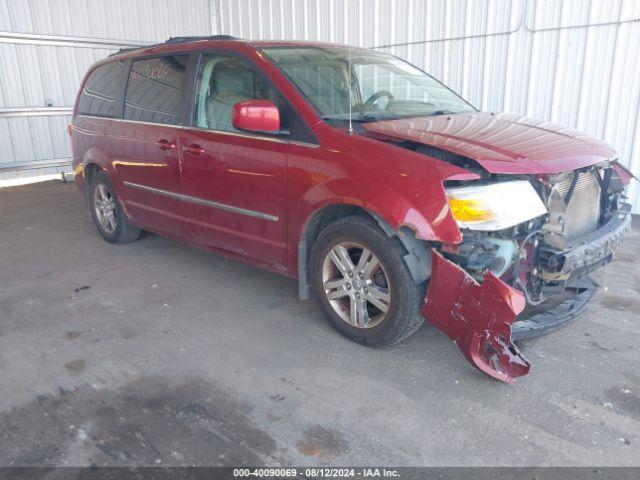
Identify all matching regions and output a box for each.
[321,242,391,329]
[93,184,117,234]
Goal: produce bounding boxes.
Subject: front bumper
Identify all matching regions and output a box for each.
[539,204,632,281]
[422,205,632,384]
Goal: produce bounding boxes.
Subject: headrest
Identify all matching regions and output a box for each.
[213,62,253,96]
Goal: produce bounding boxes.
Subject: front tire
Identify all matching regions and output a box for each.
[310,215,426,346]
[88,170,141,244]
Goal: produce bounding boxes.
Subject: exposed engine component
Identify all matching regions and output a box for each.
[485,237,518,277]
[443,233,518,281]
[433,161,631,329]
[444,164,630,309]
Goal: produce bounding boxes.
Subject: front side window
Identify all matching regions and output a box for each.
[78,61,125,117]
[124,55,189,125]
[262,47,475,123]
[195,54,280,132]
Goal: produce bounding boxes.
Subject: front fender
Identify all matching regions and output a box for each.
[296,175,468,245]
[297,182,434,241]
[292,177,462,299]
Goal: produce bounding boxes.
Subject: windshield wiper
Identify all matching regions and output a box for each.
[321,114,369,122]
[429,109,457,116]
[321,111,398,122]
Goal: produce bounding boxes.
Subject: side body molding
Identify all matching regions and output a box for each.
[422,250,531,384]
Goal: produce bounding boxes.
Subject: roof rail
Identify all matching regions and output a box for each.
[165,35,238,44]
[109,35,239,57]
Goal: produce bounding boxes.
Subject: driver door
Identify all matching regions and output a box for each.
[178,53,289,266]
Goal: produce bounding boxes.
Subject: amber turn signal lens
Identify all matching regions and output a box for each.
[447,197,495,223]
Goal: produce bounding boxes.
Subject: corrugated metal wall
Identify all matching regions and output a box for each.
[0,0,211,180]
[2,0,638,212]
[213,0,640,213]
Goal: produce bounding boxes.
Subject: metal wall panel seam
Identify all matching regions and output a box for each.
[0,107,74,117]
[599,7,623,138]
[571,0,591,132]
[372,0,527,49]
[525,15,640,33]
[32,32,58,156]
[370,1,639,49]
[0,158,72,172]
[625,69,640,209]
[0,31,152,49]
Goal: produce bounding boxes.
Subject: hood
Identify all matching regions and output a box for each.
[363,112,616,175]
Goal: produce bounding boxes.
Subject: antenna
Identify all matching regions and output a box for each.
[348,47,353,136]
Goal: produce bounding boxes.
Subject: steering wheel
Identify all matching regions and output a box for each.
[364,90,394,107]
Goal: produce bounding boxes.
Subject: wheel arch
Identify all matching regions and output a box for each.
[297,203,432,300]
[83,162,103,192]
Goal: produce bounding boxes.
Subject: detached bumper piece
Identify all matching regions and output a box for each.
[422,251,530,384]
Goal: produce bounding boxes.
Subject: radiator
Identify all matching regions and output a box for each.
[553,171,602,240]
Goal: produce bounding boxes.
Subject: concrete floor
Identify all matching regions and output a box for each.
[0,180,639,467]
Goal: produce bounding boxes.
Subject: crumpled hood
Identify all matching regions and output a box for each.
[363,112,616,175]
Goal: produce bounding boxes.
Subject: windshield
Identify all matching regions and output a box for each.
[261,46,476,122]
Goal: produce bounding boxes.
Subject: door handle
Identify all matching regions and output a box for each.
[183,143,205,156]
[157,139,176,151]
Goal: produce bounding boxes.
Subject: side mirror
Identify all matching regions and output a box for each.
[232,100,280,133]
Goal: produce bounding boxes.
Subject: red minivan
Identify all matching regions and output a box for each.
[71,36,633,383]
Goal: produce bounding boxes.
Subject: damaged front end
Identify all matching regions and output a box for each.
[422,162,633,383]
[422,250,530,384]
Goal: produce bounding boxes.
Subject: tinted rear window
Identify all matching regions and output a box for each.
[124,55,189,125]
[77,61,125,117]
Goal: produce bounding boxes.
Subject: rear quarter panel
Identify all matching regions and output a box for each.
[71,116,118,193]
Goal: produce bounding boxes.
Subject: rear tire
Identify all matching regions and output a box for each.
[310,215,426,346]
[88,170,141,244]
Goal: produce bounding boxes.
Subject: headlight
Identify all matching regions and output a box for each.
[445,180,547,231]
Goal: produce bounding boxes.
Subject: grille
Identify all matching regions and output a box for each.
[553,171,602,240]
